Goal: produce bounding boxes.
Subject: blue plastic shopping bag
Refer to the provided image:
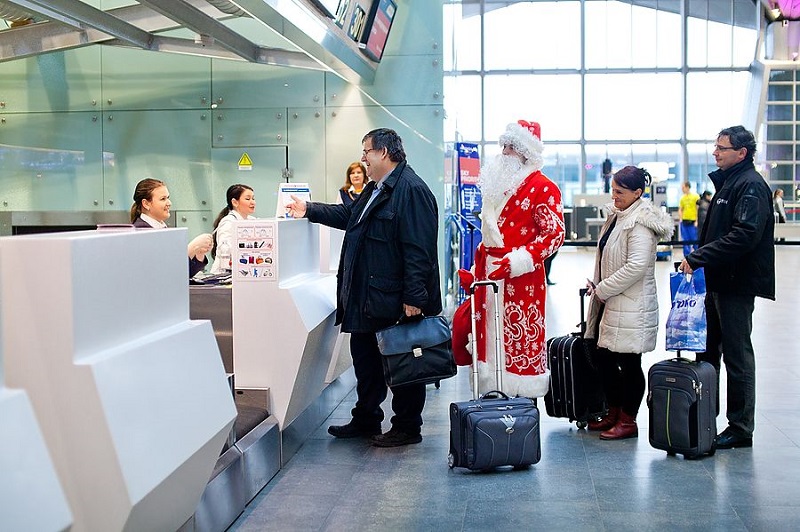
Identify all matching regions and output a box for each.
[665,268,707,352]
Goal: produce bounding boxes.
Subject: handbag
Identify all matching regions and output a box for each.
[665,268,707,352]
[450,299,473,366]
[375,315,457,387]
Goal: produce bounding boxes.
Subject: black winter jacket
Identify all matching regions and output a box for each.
[686,159,775,300]
[306,161,442,333]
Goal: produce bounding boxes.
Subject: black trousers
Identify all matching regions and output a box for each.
[696,291,756,437]
[349,332,426,434]
[596,348,645,418]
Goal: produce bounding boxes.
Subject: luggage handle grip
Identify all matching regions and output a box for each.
[480,390,509,400]
[470,280,499,294]
[468,280,503,397]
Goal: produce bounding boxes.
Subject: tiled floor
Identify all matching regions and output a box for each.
[230,246,800,531]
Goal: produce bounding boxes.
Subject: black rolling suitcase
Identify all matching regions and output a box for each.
[647,358,717,459]
[448,280,541,471]
[647,263,716,459]
[544,288,605,428]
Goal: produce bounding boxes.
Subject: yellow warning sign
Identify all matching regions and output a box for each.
[238,153,253,171]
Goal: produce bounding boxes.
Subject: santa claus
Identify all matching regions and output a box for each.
[458,120,565,398]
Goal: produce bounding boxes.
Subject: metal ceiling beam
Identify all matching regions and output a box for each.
[4,0,155,49]
[229,0,376,83]
[0,0,226,62]
[106,34,327,71]
[135,0,258,63]
[0,0,82,28]
[0,0,373,82]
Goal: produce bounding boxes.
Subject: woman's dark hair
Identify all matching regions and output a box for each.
[718,125,757,161]
[212,184,254,255]
[130,178,166,223]
[341,161,368,191]
[363,128,406,163]
[613,165,651,193]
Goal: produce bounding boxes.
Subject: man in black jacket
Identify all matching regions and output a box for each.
[286,128,441,447]
[680,125,775,450]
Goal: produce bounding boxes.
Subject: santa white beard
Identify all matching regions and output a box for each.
[478,154,528,207]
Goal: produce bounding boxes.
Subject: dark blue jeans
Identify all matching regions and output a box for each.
[349,332,426,434]
[696,291,756,437]
[681,220,697,256]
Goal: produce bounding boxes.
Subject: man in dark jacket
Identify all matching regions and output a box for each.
[286,128,441,447]
[679,125,775,450]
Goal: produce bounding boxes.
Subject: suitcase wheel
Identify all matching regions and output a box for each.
[512,464,531,471]
[576,421,588,430]
[667,451,677,457]
[447,452,455,469]
[707,442,716,457]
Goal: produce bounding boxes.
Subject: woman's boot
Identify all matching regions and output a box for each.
[588,406,619,431]
[599,411,638,440]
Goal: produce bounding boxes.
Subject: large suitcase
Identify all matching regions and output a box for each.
[448,280,541,471]
[544,288,605,428]
[647,357,717,459]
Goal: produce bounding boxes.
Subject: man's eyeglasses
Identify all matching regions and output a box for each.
[714,144,739,151]
[362,148,378,156]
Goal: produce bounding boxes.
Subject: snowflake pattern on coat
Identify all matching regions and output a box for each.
[473,170,565,397]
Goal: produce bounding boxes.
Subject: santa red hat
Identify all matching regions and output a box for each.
[498,120,544,161]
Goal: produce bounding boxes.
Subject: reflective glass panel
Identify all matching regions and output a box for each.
[484,74,581,142]
[484,1,580,70]
[686,72,750,140]
[443,3,481,71]
[444,74,482,142]
[585,73,682,140]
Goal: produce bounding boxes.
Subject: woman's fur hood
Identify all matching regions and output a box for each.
[605,198,674,240]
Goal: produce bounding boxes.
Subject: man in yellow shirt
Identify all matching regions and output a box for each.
[678,181,700,256]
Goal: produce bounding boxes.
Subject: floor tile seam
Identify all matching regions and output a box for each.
[577,428,607,526]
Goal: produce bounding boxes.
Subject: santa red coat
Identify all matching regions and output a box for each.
[473,168,564,398]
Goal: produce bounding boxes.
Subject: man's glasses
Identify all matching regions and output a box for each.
[714,144,739,151]
[362,148,378,156]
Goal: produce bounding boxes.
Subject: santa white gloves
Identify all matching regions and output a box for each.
[188,233,213,261]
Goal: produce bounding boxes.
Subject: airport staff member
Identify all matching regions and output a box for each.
[131,178,212,278]
[285,128,441,448]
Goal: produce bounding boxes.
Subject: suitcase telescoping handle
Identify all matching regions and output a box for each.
[469,280,503,400]
[579,287,588,335]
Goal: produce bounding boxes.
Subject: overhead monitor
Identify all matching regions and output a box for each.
[312,0,341,18]
[360,0,397,62]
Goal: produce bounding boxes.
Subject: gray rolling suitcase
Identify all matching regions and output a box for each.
[647,357,717,459]
[646,263,717,459]
[448,280,541,471]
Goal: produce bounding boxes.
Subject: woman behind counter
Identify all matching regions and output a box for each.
[338,162,369,206]
[210,184,256,274]
[584,166,674,440]
[130,178,212,278]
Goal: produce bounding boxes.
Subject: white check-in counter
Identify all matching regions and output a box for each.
[0,228,236,532]
[230,218,346,430]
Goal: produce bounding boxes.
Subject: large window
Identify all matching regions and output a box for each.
[444,0,759,204]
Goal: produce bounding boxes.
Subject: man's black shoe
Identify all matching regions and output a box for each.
[714,429,753,449]
[370,427,422,447]
[327,421,381,439]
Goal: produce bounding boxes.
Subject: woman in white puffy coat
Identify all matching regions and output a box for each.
[584,166,675,440]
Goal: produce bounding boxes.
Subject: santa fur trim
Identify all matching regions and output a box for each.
[507,247,534,278]
[499,122,544,169]
[476,361,550,399]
